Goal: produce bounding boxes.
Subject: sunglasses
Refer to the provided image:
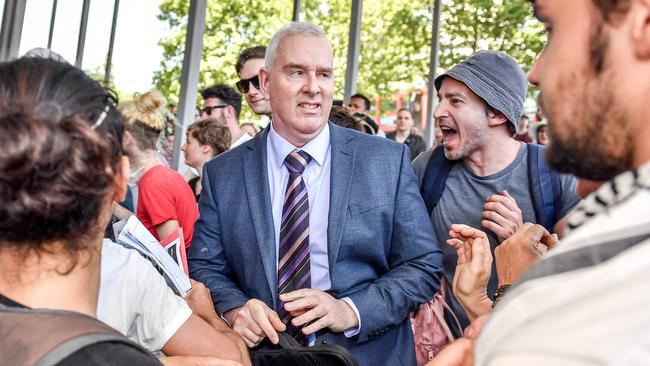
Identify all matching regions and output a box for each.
[235,75,260,93]
[201,105,227,115]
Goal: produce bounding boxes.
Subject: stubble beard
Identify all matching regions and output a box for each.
[443,121,487,161]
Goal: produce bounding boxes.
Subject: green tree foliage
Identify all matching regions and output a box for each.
[439,0,546,75]
[154,0,545,116]
[154,0,291,120]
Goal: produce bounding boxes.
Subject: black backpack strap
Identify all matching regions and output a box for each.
[36,333,132,366]
[420,145,455,214]
[0,303,157,366]
[527,144,562,233]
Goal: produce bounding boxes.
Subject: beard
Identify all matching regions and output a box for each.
[544,19,634,181]
[546,118,632,181]
[443,119,488,161]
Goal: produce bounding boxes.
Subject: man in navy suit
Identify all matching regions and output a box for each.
[188,22,443,365]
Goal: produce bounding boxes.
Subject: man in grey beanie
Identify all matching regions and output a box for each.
[412,50,580,330]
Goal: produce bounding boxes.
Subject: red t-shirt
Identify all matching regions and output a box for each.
[137,165,199,248]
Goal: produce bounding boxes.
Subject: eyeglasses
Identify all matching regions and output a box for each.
[201,105,227,115]
[235,75,260,94]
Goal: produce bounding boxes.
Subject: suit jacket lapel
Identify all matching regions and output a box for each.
[243,129,278,306]
[327,123,356,274]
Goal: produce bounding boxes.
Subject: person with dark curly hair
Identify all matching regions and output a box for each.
[0,55,249,366]
[0,55,161,366]
[328,105,363,132]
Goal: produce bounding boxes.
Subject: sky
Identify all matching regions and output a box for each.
[13,0,167,94]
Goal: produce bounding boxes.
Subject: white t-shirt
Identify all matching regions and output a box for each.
[97,239,192,352]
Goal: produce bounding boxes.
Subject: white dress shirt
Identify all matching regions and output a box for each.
[266,123,360,338]
[231,131,253,148]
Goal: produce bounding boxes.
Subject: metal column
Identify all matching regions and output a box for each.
[104,0,120,87]
[292,0,300,22]
[171,0,206,171]
[0,0,27,61]
[47,0,58,49]
[424,0,442,146]
[75,0,91,68]
[342,0,362,104]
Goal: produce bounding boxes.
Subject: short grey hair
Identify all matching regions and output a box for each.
[265,22,328,73]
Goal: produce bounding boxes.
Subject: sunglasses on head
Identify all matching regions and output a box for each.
[235,75,260,93]
[201,105,227,115]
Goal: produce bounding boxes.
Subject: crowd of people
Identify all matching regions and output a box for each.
[1,0,650,365]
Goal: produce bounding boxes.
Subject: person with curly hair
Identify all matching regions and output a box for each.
[0,55,162,366]
[182,118,231,201]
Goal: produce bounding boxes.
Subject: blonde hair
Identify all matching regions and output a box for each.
[119,90,168,132]
[119,90,171,151]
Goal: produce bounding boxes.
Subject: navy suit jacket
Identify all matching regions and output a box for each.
[189,123,443,365]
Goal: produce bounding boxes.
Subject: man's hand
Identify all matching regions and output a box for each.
[495,223,558,286]
[482,191,523,242]
[280,289,359,334]
[447,224,493,320]
[225,299,285,348]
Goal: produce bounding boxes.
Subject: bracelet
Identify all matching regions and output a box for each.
[491,285,511,308]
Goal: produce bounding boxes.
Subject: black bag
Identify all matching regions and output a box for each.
[251,333,359,366]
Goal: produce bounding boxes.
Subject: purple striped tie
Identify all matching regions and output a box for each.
[277,150,312,345]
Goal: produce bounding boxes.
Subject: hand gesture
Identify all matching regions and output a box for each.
[495,223,558,286]
[447,224,493,320]
[280,289,359,334]
[225,299,286,348]
[482,191,523,242]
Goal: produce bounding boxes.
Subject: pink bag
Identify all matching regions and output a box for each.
[410,279,461,365]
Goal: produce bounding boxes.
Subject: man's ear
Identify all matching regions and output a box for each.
[259,67,271,101]
[486,109,508,128]
[631,0,650,59]
[224,105,235,121]
[113,156,130,202]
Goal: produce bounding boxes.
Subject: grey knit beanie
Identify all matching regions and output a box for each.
[435,50,528,136]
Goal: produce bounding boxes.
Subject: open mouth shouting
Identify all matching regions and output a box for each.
[439,123,458,148]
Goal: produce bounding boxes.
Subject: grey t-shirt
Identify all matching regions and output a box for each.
[412,143,580,328]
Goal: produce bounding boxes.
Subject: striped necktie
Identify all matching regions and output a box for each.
[277,149,312,345]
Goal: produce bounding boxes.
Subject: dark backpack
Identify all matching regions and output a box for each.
[251,332,360,366]
[0,303,158,366]
[420,144,563,232]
